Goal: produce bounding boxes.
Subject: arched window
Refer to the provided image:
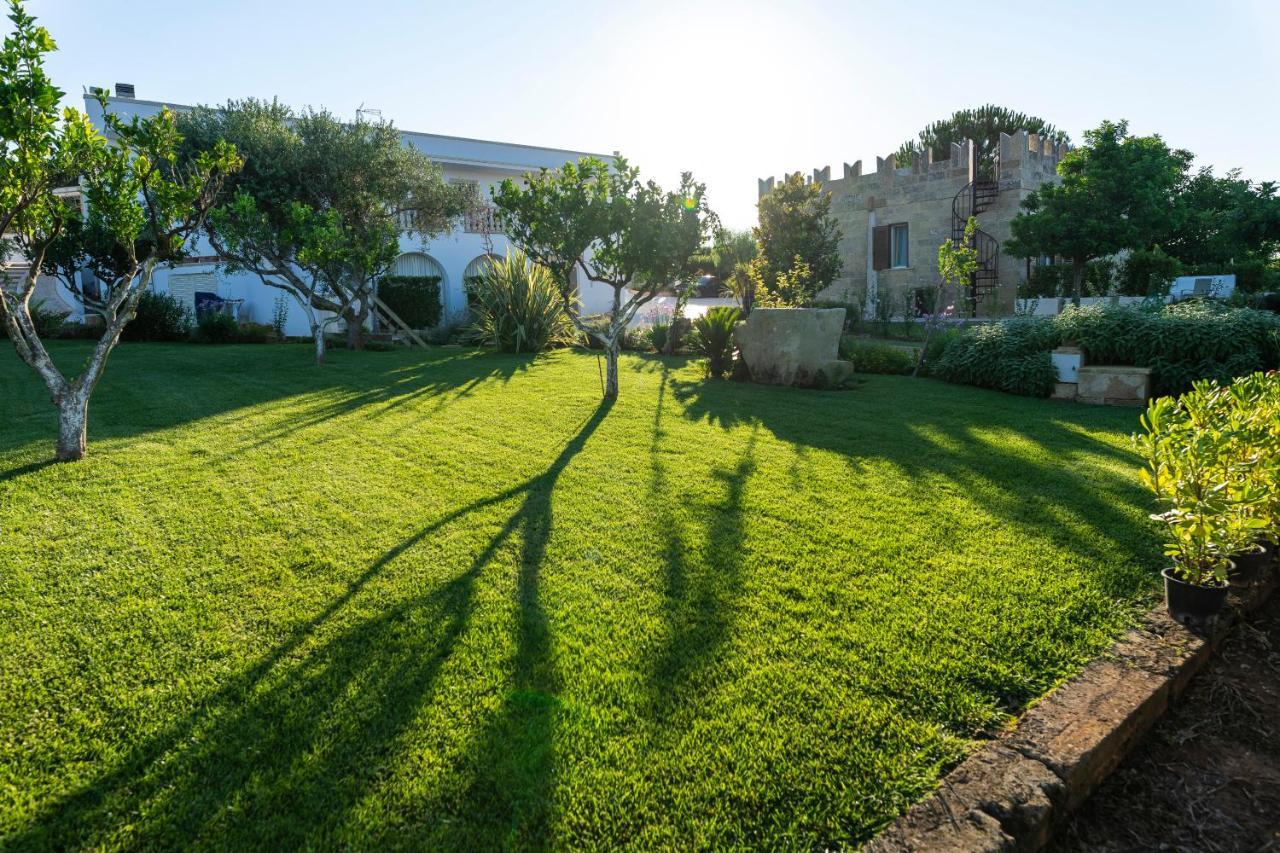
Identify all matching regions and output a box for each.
[463,254,501,283]
[391,252,445,281]
[383,253,446,328]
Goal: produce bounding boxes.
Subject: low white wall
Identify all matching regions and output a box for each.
[1015,295,1147,317]
[629,297,739,327]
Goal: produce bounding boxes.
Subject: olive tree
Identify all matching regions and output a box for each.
[492,156,715,399]
[179,100,469,363]
[0,1,239,460]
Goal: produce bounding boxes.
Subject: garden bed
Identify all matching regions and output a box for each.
[1,342,1161,848]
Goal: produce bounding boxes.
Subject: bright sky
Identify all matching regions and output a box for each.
[32,0,1280,230]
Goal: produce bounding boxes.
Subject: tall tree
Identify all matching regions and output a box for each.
[1164,167,1280,289]
[178,100,469,363]
[894,104,1069,174]
[750,172,842,308]
[1006,120,1192,305]
[0,0,239,460]
[493,156,716,400]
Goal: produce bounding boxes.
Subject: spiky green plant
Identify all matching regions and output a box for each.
[466,250,579,353]
[691,306,742,379]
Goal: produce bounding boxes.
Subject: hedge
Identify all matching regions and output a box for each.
[933,303,1280,398]
[378,275,442,329]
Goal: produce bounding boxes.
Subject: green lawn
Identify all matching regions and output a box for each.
[0,342,1159,849]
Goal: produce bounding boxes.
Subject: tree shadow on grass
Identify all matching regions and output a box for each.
[645,365,757,717]
[669,375,1159,582]
[0,343,537,461]
[5,401,611,850]
[0,458,56,484]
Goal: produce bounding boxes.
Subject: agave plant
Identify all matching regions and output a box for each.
[467,250,578,353]
[691,306,741,379]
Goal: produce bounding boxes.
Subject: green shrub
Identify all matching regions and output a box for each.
[121,290,192,342]
[467,251,576,353]
[644,317,670,353]
[21,298,69,338]
[935,304,1280,398]
[237,322,273,344]
[379,275,442,329]
[840,339,916,375]
[691,306,741,379]
[1058,303,1280,396]
[194,312,240,343]
[919,327,962,375]
[932,318,1059,397]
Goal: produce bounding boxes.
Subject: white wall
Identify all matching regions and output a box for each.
[77,93,617,336]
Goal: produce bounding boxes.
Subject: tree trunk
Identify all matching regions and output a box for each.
[55,394,88,462]
[1071,257,1086,307]
[312,325,327,365]
[345,307,364,351]
[604,343,619,400]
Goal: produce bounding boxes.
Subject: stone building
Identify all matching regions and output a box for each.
[758,130,1068,317]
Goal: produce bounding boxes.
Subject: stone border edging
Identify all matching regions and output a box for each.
[864,577,1276,852]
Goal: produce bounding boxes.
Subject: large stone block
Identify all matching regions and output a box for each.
[1076,365,1151,406]
[735,308,846,387]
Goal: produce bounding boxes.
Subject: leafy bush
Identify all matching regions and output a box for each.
[1058,302,1280,396]
[919,327,962,375]
[121,290,192,342]
[25,298,68,338]
[379,275,442,329]
[194,312,241,343]
[691,306,741,379]
[1120,247,1183,296]
[935,304,1280,398]
[467,251,576,353]
[1022,260,1119,298]
[1135,373,1279,584]
[840,339,915,375]
[932,318,1059,397]
[423,318,470,345]
[271,295,290,339]
[237,322,273,344]
[646,316,671,353]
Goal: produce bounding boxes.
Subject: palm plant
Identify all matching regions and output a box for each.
[691,306,741,379]
[467,250,578,353]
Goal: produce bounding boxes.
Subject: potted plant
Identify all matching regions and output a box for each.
[1136,391,1262,628]
[1216,373,1280,586]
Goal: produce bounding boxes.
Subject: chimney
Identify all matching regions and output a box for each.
[114,82,135,98]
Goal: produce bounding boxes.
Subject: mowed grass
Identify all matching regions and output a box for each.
[0,341,1159,849]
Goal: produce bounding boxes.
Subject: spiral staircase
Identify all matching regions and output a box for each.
[950,156,1001,311]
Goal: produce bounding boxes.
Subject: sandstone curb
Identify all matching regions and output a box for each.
[865,577,1275,852]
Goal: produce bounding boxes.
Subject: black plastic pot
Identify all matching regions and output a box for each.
[1229,544,1270,588]
[1163,566,1230,630]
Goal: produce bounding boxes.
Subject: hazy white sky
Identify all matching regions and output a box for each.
[31,0,1280,230]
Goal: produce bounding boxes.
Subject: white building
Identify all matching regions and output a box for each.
[35,85,617,338]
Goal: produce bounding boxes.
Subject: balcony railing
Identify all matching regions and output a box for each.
[463,206,499,234]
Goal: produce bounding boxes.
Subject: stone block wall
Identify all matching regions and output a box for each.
[760,130,1067,319]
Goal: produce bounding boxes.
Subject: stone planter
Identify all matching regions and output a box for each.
[1076,365,1152,406]
[734,307,847,387]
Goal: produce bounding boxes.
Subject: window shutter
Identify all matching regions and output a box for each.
[872,225,890,271]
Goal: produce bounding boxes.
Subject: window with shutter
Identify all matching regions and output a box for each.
[872,225,890,271]
[890,223,909,268]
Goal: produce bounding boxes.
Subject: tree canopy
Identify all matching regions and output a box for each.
[1,0,240,459]
[493,155,716,399]
[894,105,1069,173]
[178,99,470,360]
[750,173,842,309]
[1006,120,1191,304]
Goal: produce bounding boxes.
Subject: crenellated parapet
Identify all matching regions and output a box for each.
[757,130,1071,198]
